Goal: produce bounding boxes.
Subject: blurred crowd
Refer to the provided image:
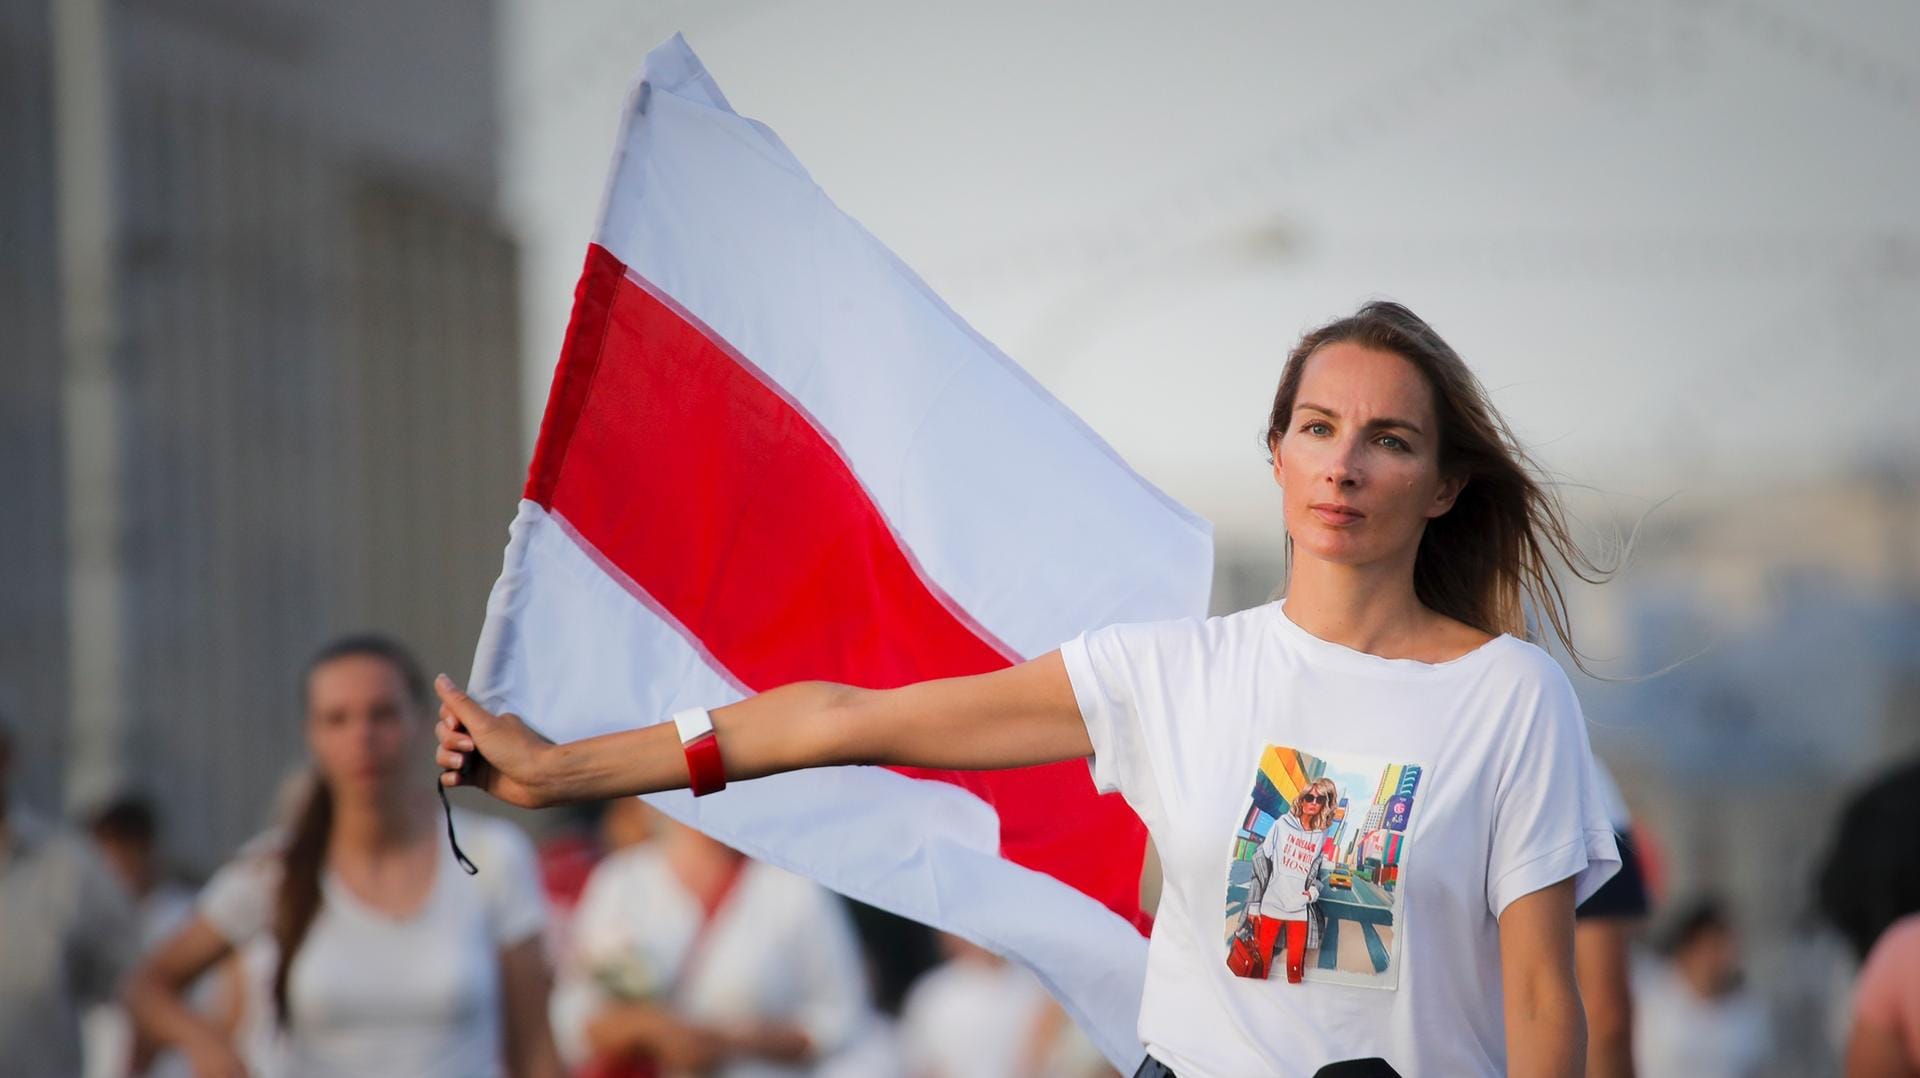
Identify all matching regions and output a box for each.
[0,635,1111,1078]
[1,631,1915,1077]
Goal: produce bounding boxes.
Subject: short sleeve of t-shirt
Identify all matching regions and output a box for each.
[1059,618,1195,815]
[468,815,547,948]
[198,853,280,946]
[1484,659,1621,918]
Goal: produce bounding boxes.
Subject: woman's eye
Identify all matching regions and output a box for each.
[1302,421,1332,436]
[1378,435,1409,452]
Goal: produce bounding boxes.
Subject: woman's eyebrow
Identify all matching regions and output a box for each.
[1295,401,1426,435]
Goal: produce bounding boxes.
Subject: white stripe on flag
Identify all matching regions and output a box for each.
[594,35,1212,661]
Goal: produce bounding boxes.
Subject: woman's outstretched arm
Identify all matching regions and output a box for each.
[434,651,1090,809]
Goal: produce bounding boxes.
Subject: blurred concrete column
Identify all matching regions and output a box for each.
[51,0,126,809]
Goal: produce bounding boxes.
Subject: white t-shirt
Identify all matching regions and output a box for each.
[1061,600,1619,1078]
[897,958,1105,1078]
[197,811,546,1078]
[552,843,872,1078]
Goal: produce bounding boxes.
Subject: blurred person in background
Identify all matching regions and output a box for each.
[84,795,246,1078]
[91,796,193,932]
[1634,898,1770,1078]
[536,801,618,965]
[1572,762,1654,1078]
[0,710,139,1078]
[1816,757,1920,1077]
[215,768,351,1076]
[552,807,873,1077]
[124,634,562,1077]
[897,933,1110,1078]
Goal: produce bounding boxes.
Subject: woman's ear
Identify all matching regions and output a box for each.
[1426,473,1468,519]
[1269,436,1285,488]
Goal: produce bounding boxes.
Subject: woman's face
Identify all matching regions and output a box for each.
[1272,342,1464,570]
[1297,788,1330,826]
[305,655,423,800]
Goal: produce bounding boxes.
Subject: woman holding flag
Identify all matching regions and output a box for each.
[435,300,1617,1077]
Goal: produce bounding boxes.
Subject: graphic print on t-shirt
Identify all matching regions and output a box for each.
[1223,744,1424,989]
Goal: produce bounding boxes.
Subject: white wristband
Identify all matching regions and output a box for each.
[672,707,714,745]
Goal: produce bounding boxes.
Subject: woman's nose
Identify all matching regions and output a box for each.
[1326,441,1364,487]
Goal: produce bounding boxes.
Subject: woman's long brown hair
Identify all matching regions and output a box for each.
[272,634,429,1026]
[1265,301,1613,668]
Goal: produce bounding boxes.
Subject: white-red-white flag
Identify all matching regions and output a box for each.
[469,35,1212,1068]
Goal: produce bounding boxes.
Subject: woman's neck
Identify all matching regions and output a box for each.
[1283,552,1430,654]
[328,786,432,856]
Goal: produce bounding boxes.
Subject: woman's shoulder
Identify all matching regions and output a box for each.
[1087,601,1278,642]
[197,832,289,943]
[1133,601,1284,658]
[209,828,289,887]
[232,825,289,859]
[1475,632,1576,691]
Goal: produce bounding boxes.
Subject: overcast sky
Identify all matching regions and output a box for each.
[498,0,1919,548]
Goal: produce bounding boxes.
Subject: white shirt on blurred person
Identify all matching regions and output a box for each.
[197,810,546,1076]
[1634,964,1771,1078]
[1633,900,1772,1078]
[898,936,1109,1078]
[553,828,872,1077]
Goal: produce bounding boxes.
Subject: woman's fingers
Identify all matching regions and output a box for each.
[429,674,550,808]
[435,716,474,753]
[434,674,495,736]
[432,691,481,787]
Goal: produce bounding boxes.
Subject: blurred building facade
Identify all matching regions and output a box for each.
[1,0,523,872]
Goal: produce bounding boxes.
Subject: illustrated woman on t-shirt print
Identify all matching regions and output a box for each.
[1226,747,1422,990]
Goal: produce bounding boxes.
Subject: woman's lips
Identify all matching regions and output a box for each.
[1310,503,1365,526]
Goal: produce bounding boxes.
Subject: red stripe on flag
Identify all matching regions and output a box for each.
[524,243,1149,932]
[526,246,623,508]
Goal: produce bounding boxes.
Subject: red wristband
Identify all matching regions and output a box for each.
[673,708,727,796]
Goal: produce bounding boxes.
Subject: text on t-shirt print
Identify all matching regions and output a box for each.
[1223,743,1424,990]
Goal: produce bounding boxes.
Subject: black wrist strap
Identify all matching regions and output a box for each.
[437,781,480,876]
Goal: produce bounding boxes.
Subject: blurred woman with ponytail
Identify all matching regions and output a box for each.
[125,635,562,1077]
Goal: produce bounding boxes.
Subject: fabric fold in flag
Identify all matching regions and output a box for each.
[469,33,1212,1070]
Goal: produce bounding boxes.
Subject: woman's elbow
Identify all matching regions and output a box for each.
[1511,976,1588,1073]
